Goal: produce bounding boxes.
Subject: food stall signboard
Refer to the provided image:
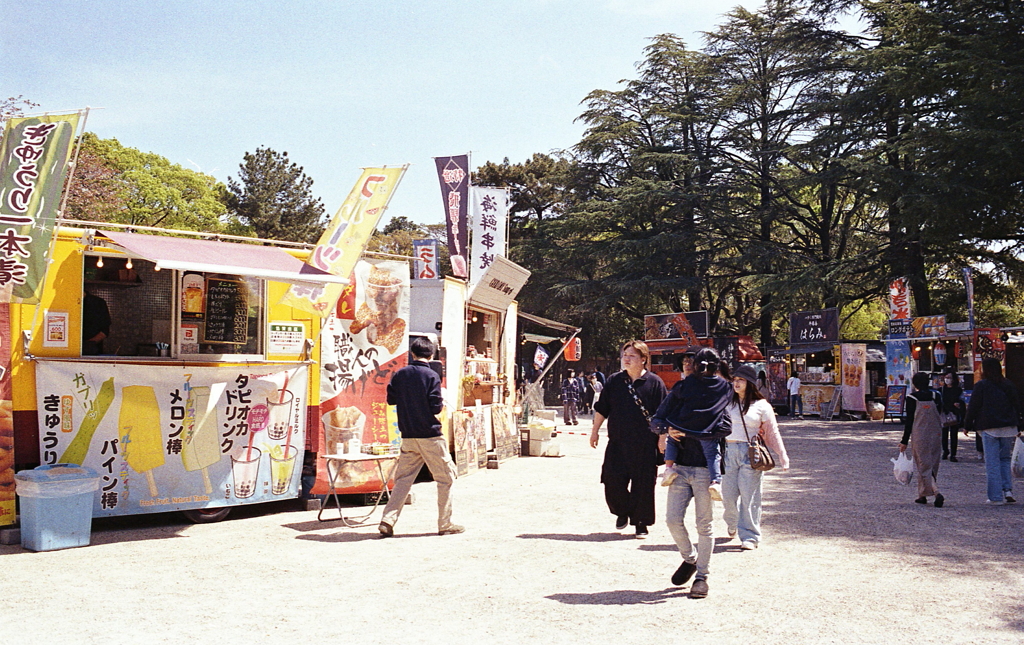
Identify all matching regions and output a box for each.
[644,311,709,342]
[885,385,907,418]
[36,362,308,517]
[789,308,839,345]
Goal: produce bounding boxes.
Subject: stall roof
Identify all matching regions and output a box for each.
[523,333,560,344]
[98,231,348,285]
[518,311,580,334]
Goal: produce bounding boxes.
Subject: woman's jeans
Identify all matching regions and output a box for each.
[722,441,763,544]
[789,394,803,416]
[981,432,1015,502]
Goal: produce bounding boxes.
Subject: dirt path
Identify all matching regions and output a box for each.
[2,417,1022,644]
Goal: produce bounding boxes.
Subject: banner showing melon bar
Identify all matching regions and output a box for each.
[310,259,409,496]
[0,113,81,303]
[36,362,307,517]
[282,166,407,316]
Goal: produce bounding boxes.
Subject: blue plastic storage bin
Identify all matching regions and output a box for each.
[15,464,100,552]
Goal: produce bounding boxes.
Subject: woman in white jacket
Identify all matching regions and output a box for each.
[722,365,790,550]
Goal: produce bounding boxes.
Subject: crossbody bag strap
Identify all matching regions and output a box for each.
[624,374,651,422]
[738,404,754,443]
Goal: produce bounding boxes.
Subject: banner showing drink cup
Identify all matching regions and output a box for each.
[281,165,407,316]
[469,186,508,287]
[412,239,439,279]
[434,154,470,278]
[0,113,81,303]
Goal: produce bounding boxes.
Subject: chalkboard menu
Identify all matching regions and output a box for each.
[203,278,248,344]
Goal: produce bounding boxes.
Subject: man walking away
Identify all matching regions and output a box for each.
[379,337,463,537]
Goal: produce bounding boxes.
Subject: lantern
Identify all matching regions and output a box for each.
[565,337,581,362]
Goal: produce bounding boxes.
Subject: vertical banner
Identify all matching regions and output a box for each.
[886,340,912,387]
[35,362,307,517]
[469,186,508,286]
[434,154,470,278]
[840,343,867,412]
[0,113,81,303]
[312,259,410,495]
[412,238,439,279]
[281,165,407,316]
[963,267,975,329]
[973,328,1005,382]
[889,277,911,320]
[0,303,13,525]
[766,353,789,405]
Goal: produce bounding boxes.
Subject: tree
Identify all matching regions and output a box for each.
[64,133,229,231]
[226,148,326,243]
[0,95,38,129]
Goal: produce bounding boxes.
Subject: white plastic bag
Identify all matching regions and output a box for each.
[891,451,915,486]
[1012,437,1024,479]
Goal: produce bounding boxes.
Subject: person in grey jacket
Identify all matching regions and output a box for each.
[963,358,1022,505]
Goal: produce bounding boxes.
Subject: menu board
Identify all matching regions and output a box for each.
[203,278,248,344]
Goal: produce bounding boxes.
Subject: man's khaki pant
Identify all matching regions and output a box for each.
[381,436,458,532]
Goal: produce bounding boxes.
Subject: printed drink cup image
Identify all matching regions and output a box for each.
[181,384,225,494]
[269,445,298,495]
[266,388,294,440]
[322,406,365,455]
[120,385,165,498]
[230,447,261,499]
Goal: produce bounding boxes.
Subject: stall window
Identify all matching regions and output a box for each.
[466,309,497,359]
[80,256,265,358]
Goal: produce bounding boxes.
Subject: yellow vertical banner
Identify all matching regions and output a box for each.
[281,165,407,316]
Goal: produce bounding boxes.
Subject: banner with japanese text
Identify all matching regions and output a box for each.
[469,186,508,287]
[35,361,307,517]
[889,277,911,320]
[973,328,1004,382]
[0,113,80,303]
[412,238,439,279]
[434,154,470,278]
[312,259,409,495]
[789,308,839,345]
[840,343,867,412]
[281,165,407,316]
[0,303,13,525]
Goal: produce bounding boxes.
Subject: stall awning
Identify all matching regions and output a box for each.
[866,348,886,362]
[518,311,580,334]
[770,343,837,355]
[523,333,560,344]
[97,230,348,285]
[734,336,764,361]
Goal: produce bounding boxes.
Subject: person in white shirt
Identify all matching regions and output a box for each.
[722,365,790,550]
[786,373,803,417]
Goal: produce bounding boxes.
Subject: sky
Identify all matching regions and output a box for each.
[4,0,764,228]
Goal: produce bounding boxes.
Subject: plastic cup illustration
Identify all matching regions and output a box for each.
[266,389,294,440]
[322,406,365,455]
[120,385,165,498]
[181,384,225,494]
[230,446,261,498]
[269,445,297,495]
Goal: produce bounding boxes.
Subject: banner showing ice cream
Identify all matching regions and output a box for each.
[311,259,409,495]
[35,362,307,517]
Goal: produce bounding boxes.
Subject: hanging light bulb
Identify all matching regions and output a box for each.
[125,257,133,269]
[96,256,103,268]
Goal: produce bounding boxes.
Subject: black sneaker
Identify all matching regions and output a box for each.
[949,456,958,462]
[635,523,649,539]
[934,493,945,508]
[914,497,927,504]
[615,515,628,530]
[671,561,697,586]
[378,522,394,538]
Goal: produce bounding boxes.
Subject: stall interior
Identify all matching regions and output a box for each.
[83,255,265,358]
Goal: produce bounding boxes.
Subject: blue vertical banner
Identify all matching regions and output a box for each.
[412,239,439,279]
[963,267,975,329]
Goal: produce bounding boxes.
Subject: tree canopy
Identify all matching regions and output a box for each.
[226,147,326,243]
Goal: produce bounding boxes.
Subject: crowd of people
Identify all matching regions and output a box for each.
[588,341,789,599]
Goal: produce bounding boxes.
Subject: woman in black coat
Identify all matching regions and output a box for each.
[940,372,964,462]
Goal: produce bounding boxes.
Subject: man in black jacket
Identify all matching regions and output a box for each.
[379,337,463,537]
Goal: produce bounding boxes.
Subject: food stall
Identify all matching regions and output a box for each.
[8,224,355,523]
[408,256,529,474]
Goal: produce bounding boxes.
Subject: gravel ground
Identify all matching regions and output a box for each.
[2,415,1022,645]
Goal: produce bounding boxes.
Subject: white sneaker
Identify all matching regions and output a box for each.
[708,482,723,501]
[985,499,1006,506]
[727,527,737,538]
[741,540,758,550]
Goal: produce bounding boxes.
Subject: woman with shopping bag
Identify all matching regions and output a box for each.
[898,372,945,507]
